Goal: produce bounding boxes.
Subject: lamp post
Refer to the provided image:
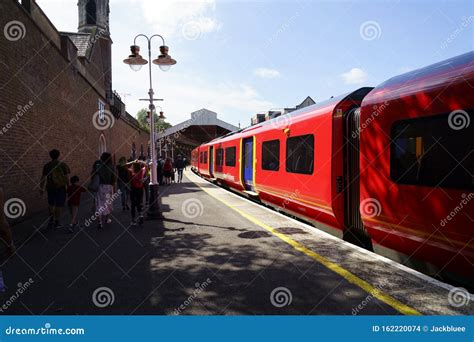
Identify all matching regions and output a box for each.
[123,34,176,219]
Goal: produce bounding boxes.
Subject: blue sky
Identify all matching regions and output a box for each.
[38,0,473,127]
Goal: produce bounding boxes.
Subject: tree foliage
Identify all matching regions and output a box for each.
[136,108,172,133]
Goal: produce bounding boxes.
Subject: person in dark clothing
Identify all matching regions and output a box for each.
[174,155,186,183]
[127,160,148,226]
[40,149,71,229]
[66,175,86,232]
[157,157,164,186]
[116,157,130,211]
[94,152,116,229]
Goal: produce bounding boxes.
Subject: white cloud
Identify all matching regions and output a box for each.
[36,0,272,127]
[340,68,368,84]
[136,0,221,39]
[254,67,281,79]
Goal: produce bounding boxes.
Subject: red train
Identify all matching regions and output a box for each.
[191,52,474,286]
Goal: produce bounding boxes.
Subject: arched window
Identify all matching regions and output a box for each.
[99,134,107,156]
[86,0,97,25]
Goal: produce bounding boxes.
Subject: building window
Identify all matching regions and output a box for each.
[225,147,236,167]
[391,111,473,190]
[99,134,107,156]
[262,140,280,171]
[286,134,314,175]
[216,148,224,166]
[98,99,106,123]
[86,0,97,25]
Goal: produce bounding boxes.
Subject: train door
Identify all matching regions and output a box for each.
[209,146,214,177]
[343,108,373,251]
[242,138,254,191]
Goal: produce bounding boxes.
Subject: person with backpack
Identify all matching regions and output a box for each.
[40,149,70,229]
[127,160,148,226]
[94,152,116,229]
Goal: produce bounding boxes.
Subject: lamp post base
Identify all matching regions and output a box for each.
[147,183,162,220]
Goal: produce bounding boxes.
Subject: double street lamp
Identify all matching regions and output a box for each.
[123,34,176,219]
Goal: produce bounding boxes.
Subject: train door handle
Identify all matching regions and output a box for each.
[336,176,343,193]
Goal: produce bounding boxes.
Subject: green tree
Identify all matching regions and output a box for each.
[136,108,172,133]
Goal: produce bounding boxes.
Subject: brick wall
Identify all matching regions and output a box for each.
[0,0,149,222]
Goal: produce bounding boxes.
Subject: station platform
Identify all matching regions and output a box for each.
[1,171,472,315]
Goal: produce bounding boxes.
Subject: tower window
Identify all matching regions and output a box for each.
[86,0,97,25]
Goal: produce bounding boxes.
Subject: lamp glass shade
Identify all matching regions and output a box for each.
[129,63,143,72]
[158,64,171,72]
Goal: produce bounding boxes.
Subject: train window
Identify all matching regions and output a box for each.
[225,147,236,167]
[203,151,208,164]
[262,140,280,171]
[391,110,473,190]
[286,134,314,175]
[216,148,224,166]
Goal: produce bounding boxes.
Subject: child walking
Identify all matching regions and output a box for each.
[67,175,86,233]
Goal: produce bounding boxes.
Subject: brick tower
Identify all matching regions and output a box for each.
[78,0,110,34]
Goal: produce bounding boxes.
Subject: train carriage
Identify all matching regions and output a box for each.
[191,51,474,286]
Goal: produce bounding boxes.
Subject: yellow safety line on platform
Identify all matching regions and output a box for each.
[193,177,422,316]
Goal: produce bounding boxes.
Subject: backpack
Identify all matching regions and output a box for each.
[49,162,68,188]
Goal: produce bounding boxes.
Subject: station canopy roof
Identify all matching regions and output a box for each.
[156,109,239,147]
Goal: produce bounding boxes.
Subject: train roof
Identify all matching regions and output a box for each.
[199,87,373,146]
[365,51,474,103]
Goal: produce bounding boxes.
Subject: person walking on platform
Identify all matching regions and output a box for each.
[40,149,70,229]
[163,158,173,185]
[157,157,164,186]
[66,175,86,232]
[95,152,116,229]
[174,155,186,183]
[116,157,130,211]
[127,160,148,226]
